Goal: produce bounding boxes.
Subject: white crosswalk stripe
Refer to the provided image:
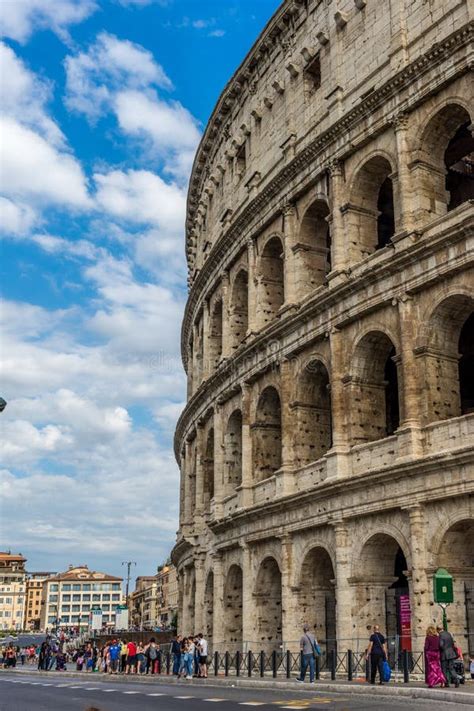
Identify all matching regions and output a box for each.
[123,690,140,694]
[204,699,228,702]
[147,693,166,696]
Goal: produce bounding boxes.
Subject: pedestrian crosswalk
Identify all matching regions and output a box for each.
[0,677,340,707]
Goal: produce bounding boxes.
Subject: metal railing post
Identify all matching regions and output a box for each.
[236,650,241,677]
[271,650,277,678]
[403,649,409,683]
[330,649,336,680]
[259,651,264,677]
[315,653,320,680]
[214,651,219,676]
[248,651,252,677]
[224,651,230,677]
[347,649,353,681]
[286,649,291,679]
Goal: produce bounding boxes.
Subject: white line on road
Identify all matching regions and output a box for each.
[147,693,167,696]
[174,696,195,699]
[102,689,116,692]
[238,704,266,707]
[123,690,141,694]
[204,699,228,702]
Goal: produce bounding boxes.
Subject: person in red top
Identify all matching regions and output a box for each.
[126,641,137,674]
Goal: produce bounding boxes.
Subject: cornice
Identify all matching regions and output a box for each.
[175,206,474,459]
[182,21,473,365]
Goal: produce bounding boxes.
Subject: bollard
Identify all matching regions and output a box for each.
[286,649,291,679]
[248,651,252,677]
[347,649,353,681]
[271,650,277,678]
[315,653,320,680]
[330,649,336,680]
[166,652,170,675]
[402,649,409,684]
[224,651,230,677]
[236,650,241,677]
[214,651,219,676]
[259,651,265,678]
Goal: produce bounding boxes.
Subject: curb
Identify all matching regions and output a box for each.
[2,669,473,705]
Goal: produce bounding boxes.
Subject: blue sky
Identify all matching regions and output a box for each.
[0,0,280,585]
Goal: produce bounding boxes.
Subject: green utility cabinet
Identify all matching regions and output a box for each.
[433,567,454,604]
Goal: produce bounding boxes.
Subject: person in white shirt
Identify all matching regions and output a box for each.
[197,633,208,678]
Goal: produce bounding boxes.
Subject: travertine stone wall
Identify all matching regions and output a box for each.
[173,0,474,655]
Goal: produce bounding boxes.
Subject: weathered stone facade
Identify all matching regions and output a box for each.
[172,0,474,655]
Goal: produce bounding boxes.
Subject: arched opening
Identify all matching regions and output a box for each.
[252,386,282,483]
[230,270,249,350]
[296,200,331,295]
[350,332,400,443]
[445,122,474,211]
[255,557,282,651]
[356,534,410,647]
[347,155,395,264]
[194,313,204,387]
[459,312,474,415]
[298,547,336,653]
[223,565,243,649]
[415,104,473,223]
[258,236,284,326]
[420,295,474,424]
[203,428,214,510]
[223,410,242,497]
[208,299,223,374]
[204,571,214,640]
[185,566,196,635]
[294,360,332,466]
[437,519,474,653]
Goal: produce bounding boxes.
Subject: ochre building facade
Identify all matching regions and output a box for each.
[172,0,474,655]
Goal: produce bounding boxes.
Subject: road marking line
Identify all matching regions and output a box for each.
[123,690,140,694]
[175,696,195,699]
[68,685,82,689]
[204,699,228,703]
[40,683,53,686]
[239,704,266,707]
[102,689,116,692]
[147,693,167,696]
[85,687,100,690]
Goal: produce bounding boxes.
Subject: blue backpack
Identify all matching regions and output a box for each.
[382,660,392,682]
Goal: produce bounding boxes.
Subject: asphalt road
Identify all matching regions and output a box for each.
[0,673,468,711]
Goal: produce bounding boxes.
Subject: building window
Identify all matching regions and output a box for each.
[49,595,58,602]
[112,594,120,601]
[82,594,91,601]
[62,594,71,602]
[61,605,70,612]
[235,142,246,178]
[102,594,110,601]
[82,584,91,591]
[62,584,71,591]
[72,605,80,612]
[72,584,81,591]
[112,584,121,591]
[72,594,80,601]
[304,54,321,91]
[50,584,58,592]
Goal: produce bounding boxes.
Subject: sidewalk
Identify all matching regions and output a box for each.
[3,666,474,706]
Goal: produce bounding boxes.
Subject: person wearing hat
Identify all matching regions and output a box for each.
[296,624,318,683]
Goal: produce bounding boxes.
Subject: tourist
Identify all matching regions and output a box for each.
[171,634,182,676]
[145,638,161,674]
[197,633,208,678]
[108,639,121,674]
[296,624,318,683]
[136,642,146,675]
[183,637,195,679]
[126,639,137,674]
[119,639,128,673]
[437,625,460,688]
[366,624,388,685]
[424,625,445,688]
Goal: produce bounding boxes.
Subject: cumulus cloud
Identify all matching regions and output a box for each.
[0,0,97,43]
[0,197,38,235]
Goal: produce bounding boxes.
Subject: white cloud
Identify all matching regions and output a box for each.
[0,0,97,43]
[94,168,186,232]
[65,32,172,121]
[209,29,226,38]
[0,116,90,208]
[0,197,38,234]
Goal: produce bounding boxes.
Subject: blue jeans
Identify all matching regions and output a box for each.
[300,653,315,682]
[184,653,193,677]
[173,653,181,675]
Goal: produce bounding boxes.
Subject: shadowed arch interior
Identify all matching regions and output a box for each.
[208,299,223,373]
[204,571,214,639]
[203,427,215,509]
[230,270,249,350]
[252,386,282,483]
[297,200,331,292]
[258,236,284,325]
[298,547,336,648]
[224,409,243,496]
[295,360,332,466]
[223,564,243,647]
[255,557,282,650]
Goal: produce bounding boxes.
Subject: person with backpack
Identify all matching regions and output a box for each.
[296,624,320,683]
[366,625,388,685]
[145,638,160,674]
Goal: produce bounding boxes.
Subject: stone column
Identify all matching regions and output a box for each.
[241,543,255,653]
[202,298,210,380]
[177,568,185,636]
[396,295,423,457]
[406,505,432,650]
[393,113,414,233]
[325,328,351,479]
[280,535,298,651]
[213,404,225,518]
[281,202,298,306]
[247,238,258,334]
[183,440,194,530]
[194,423,205,517]
[180,567,190,634]
[240,383,253,509]
[333,521,354,647]
[327,160,348,279]
[194,555,206,634]
[221,270,231,358]
[279,359,295,497]
[212,552,225,649]
[179,448,186,530]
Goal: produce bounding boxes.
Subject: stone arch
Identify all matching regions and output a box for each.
[223,564,243,648]
[294,359,332,466]
[223,410,243,497]
[297,546,336,647]
[435,518,474,652]
[252,386,282,483]
[349,330,401,443]
[204,570,214,639]
[415,102,473,222]
[254,556,282,651]
[419,293,474,423]
[258,235,285,326]
[185,565,196,635]
[354,533,411,643]
[194,311,204,386]
[203,428,215,509]
[347,152,396,262]
[229,269,249,350]
[295,199,331,295]
[208,298,223,374]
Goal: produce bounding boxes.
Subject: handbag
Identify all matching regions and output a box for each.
[382,659,392,682]
[306,634,321,659]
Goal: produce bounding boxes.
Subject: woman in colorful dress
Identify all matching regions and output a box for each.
[424,625,446,688]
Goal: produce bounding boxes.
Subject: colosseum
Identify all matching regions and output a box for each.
[172,0,474,657]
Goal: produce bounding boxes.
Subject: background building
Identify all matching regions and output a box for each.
[24,572,56,630]
[0,552,27,631]
[173,0,473,655]
[156,564,178,629]
[41,565,123,631]
[129,576,158,630]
